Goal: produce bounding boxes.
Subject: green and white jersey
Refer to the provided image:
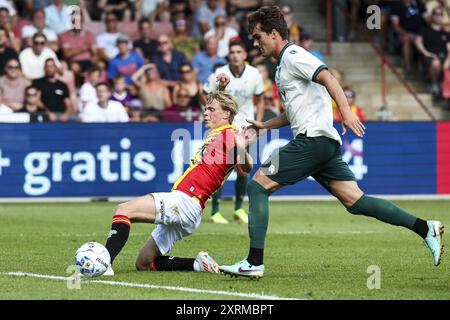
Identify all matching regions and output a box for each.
[275,43,342,144]
[204,64,264,127]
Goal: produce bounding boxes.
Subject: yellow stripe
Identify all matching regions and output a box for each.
[213,124,235,132]
[113,218,131,225]
[172,163,198,191]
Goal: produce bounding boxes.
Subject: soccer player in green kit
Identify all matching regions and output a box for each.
[220,6,444,279]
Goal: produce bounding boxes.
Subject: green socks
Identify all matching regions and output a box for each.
[211,176,248,215]
[248,180,270,249]
[347,195,417,230]
[211,187,223,215]
[235,175,248,210]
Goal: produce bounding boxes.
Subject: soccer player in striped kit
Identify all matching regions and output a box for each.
[103,91,253,275]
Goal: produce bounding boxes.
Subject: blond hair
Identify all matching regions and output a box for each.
[206,91,239,123]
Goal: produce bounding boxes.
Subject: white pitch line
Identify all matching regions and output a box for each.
[5,272,301,300]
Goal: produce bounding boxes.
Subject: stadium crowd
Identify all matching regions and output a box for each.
[345,0,450,102]
[0,0,313,123]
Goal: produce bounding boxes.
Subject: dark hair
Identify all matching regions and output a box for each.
[32,31,47,42]
[45,58,56,65]
[5,57,20,68]
[87,66,102,74]
[113,75,125,83]
[96,82,110,90]
[179,62,193,72]
[138,17,151,28]
[247,6,288,40]
[23,85,40,104]
[32,9,45,19]
[228,39,246,51]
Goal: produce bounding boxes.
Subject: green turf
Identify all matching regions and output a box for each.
[0,200,448,300]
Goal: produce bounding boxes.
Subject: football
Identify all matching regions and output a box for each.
[74,242,111,278]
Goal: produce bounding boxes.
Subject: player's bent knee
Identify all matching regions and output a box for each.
[114,202,130,216]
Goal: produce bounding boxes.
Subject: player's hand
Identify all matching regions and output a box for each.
[216,73,230,91]
[243,120,266,143]
[245,119,266,131]
[235,127,248,150]
[341,111,365,137]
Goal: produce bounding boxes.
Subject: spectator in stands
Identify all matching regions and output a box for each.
[330,68,348,120]
[299,32,326,63]
[227,0,260,15]
[60,11,96,72]
[132,63,171,122]
[100,0,132,22]
[334,87,366,122]
[110,75,134,110]
[204,15,239,59]
[56,60,78,115]
[19,32,61,80]
[251,52,277,81]
[0,26,18,76]
[391,0,429,75]
[280,4,301,44]
[134,0,164,20]
[172,17,201,60]
[32,58,73,122]
[95,58,109,83]
[108,34,144,85]
[170,0,192,17]
[192,0,227,37]
[0,58,31,111]
[0,0,17,16]
[192,35,227,84]
[0,7,20,53]
[83,0,104,21]
[133,18,158,64]
[261,90,279,121]
[79,67,101,111]
[128,98,142,122]
[44,0,72,35]
[255,63,282,114]
[77,0,92,23]
[154,2,172,23]
[172,63,202,109]
[151,34,188,89]
[330,68,345,87]
[415,6,450,97]
[33,0,52,10]
[0,86,13,115]
[80,82,129,123]
[426,0,450,31]
[96,12,121,61]
[145,0,170,22]
[11,1,33,39]
[163,86,202,122]
[17,84,50,122]
[377,1,403,51]
[238,11,257,54]
[21,9,58,52]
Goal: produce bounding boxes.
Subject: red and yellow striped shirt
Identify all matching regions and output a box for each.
[173,125,237,209]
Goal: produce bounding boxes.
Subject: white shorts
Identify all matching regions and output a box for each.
[151,190,202,255]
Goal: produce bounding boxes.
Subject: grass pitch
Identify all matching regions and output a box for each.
[0,200,449,300]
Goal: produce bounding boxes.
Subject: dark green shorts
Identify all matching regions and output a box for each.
[260,133,356,191]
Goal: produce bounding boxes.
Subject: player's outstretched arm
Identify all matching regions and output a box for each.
[315,69,365,137]
[247,112,289,131]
